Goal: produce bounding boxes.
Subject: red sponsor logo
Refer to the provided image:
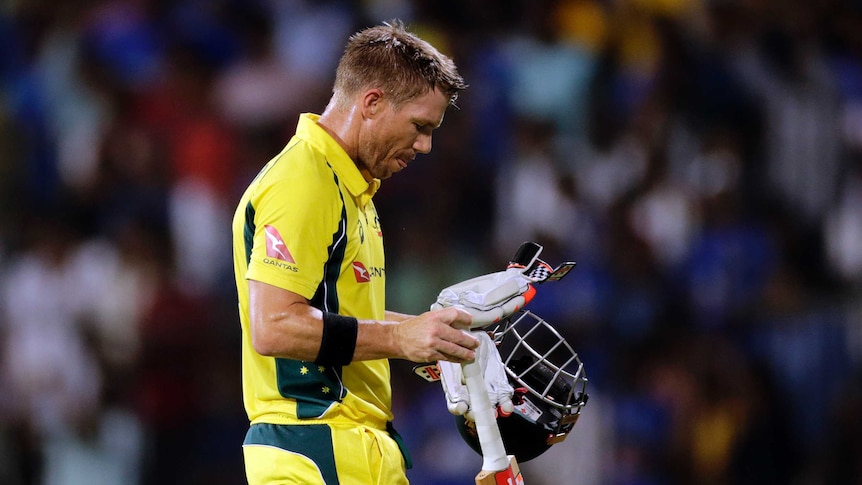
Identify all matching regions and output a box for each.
[494,467,524,485]
[422,364,440,381]
[264,225,295,263]
[352,262,371,283]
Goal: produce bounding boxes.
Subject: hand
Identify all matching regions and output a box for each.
[393,307,479,363]
[430,266,537,327]
[438,331,514,421]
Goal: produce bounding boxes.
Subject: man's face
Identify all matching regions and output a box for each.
[357,88,450,180]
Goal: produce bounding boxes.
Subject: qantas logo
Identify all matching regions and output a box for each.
[353,262,371,283]
[264,225,295,263]
[352,261,384,282]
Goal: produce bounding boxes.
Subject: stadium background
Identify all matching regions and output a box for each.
[1,0,861,484]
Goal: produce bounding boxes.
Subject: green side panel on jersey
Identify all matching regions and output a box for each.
[275,359,346,418]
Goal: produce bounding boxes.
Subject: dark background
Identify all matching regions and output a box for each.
[1,0,862,484]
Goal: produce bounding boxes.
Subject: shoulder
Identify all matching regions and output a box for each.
[256,139,342,195]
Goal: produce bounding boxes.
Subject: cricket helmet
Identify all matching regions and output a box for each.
[455,310,589,462]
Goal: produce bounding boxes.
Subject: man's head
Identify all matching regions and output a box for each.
[331,19,466,111]
[324,20,467,180]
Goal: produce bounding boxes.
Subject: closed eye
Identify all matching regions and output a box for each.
[413,122,432,135]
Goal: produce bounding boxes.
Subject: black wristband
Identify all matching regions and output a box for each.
[316,312,358,366]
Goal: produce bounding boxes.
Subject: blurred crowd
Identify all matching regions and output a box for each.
[2,0,862,484]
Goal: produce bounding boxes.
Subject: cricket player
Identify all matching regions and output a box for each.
[232,20,477,484]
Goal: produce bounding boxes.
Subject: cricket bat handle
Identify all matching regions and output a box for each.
[461,357,508,472]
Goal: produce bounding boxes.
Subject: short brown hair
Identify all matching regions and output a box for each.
[332,19,467,109]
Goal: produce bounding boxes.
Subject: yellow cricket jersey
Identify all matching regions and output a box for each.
[232,113,391,429]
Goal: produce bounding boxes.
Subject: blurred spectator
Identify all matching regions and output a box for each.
[163,41,237,293]
[1,217,103,440]
[212,3,313,130]
[824,156,862,287]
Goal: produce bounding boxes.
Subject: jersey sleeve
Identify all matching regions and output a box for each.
[245,155,342,300]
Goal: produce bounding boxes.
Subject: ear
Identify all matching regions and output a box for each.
[361,89,384,118]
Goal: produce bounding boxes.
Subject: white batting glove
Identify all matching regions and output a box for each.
[438,331,514,421]
[430,266,537,328]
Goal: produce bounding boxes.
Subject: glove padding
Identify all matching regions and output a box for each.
[430,267,536,328]
[438,331,514,421]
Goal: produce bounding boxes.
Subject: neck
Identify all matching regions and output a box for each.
[317,100,360,162]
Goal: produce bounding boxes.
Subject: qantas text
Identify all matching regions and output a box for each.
[263,258,299,272]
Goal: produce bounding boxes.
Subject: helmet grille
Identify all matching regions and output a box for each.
[495,311,588,413]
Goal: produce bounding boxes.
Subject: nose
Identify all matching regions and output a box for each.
[413,133,432,154]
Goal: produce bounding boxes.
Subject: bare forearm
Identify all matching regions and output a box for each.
[253,310,421,362]
[249,280,476,363]
[354,318,400,360]
[385,310,413,323]
[255,309,477,363]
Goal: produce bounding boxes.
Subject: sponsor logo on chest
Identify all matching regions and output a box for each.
[352,261,385,283]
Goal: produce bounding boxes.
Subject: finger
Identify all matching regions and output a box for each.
[468,306,504,327]
[437,341,476,363]
[444,327,479,350]
[500,294,526,317]
[438,332,479,361]
[439,306,473,329]
[447,400,469,416]
[497,396,514,417]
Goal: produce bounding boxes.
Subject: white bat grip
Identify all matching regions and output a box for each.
[462,346,508,472]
